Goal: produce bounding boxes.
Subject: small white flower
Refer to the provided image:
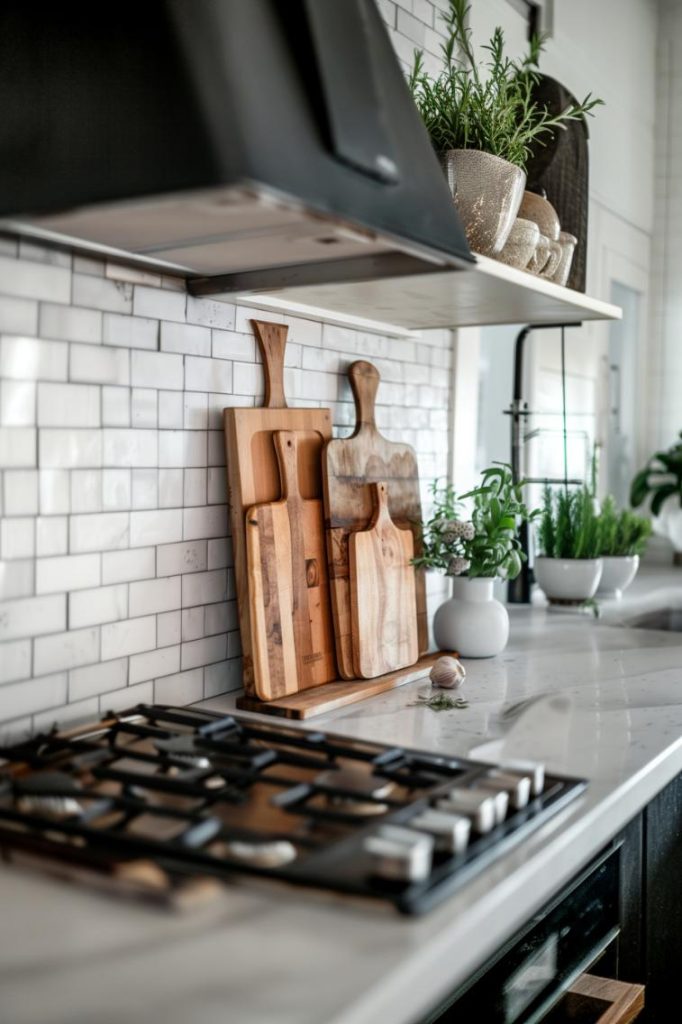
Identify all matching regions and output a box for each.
[446,556,471,576]
[461,521,475,541]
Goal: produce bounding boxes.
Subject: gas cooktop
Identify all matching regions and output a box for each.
[0,704,585,915]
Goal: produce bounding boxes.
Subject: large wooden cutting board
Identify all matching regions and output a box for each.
[246,431,336,699]
[323,360,426,678]
[224,320,332,696]
[349,483,418,679]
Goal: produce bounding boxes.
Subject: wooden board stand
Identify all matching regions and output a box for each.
[236,652,449,719]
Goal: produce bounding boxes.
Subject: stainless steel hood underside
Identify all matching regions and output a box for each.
[0,0,474,290]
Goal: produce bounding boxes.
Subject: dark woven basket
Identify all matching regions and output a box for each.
[525,75,589,292]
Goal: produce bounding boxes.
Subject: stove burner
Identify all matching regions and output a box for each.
[0,704,586,914]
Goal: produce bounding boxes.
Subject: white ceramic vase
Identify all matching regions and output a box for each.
[596,555,640,599]
[534,556,603,603]
[433,577,509,659]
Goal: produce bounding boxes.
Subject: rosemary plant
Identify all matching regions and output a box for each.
[409,0,603,169]
[598,496,652,557]
[537,485,601,559]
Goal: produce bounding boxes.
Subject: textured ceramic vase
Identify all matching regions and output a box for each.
[527,233,551,275]
[496,217,539,269]
[534,557,603,604]
[551,232,578,287]
[441,150,526,257]
[518,191,560,241]
[433,577,509,658]
[539,239,563,280]
[596,556,640,599]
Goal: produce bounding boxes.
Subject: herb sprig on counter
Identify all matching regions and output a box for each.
[409,693,469,712]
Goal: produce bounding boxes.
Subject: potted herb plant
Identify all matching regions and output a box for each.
[415,464,536,657]
[595,496,651,599]
[409,0,602,256]
[534,486,602,603]
[630,432,682,565]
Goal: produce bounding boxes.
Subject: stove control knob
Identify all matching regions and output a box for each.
[500,760,545,796]
[410,808,471,854]
[477,769,532,810]
[436,788,497,834]
[364,824,434,882]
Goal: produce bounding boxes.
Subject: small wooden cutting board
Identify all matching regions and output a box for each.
[323,360,426,678]
[246,431,337,700]
[349,482,418,679]
[224,320,332,696]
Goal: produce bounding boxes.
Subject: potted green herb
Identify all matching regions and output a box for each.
[534,486,602,603]
[409,0,602,256]
[630,432,682,565]
[595,496,651,598]
[415,464,536,657]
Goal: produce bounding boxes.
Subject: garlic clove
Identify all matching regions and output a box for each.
[429,655,466,689]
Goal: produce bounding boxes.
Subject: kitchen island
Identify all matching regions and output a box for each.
[1,569,681,1024]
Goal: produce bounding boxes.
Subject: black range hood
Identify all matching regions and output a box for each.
[0,0,473,292]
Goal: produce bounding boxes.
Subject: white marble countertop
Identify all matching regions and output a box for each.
[1,567,681,1024]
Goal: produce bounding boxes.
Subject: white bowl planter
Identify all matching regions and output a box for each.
[596,556,640,599]
[534,557,603,604]
[433,577,509,658]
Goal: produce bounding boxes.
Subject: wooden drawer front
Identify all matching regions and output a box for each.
[548,974,644,1023]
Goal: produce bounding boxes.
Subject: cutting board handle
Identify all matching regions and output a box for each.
[367,481,391,526]
[251,320,289,410]
[273,430,301,503]
[349,360,380,435]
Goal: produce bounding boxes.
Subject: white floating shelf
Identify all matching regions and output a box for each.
[237,253,622,332]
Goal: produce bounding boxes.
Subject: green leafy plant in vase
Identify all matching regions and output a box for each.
[630,432,682,564]
[415,464,537,657]
[409,0,602,256]
[534,485,603,603]
[595,496,651,598]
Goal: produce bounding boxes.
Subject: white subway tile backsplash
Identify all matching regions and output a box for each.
[1,517,34,559]
[0,559,34,600]
[183,504,227,540]
[102,313,158,350]
[233,361,263,397]
[39,303,102,344]
[0,638,31,684]
[161,321,211,356]
[0,255,70,304]
[105,263,161,287]
[184,468,207,506]
[207,430,226,467]
[102,469,131,510]
[183,392,208,430]
[207,466,226,505]
[0,336,68,381]
[130,508,182,547]
[72,274,133,314]
[70,344,129,386]
[100,680,154,713]
[182,606,205,641]
[4,469,39,515]
[131,350,183,390]
[157,540,207,577]
[103,428,157,467]
[133,285,185,323]
[131,388,158,429]
[185,356,232,393]
[39,429,101,469]
[69,584,128,629]
[36,553,100,595]
[101,615,155,660]
[1,380,36,426]
[0,672,68,720]
[181,633,226,671]
[159,391,183,429]
[212,329,256,362]
[39,469,70,514]
[158,468,183,508]
[73,255,105,277]
[182,569,227,608]
[36,516,68,557]
[207,537,230,570]
[70,469,102,514]
[186,296,235,330]
[0,296,38,335]
[129,575,181,617]
[204,659,242,697]
[37,382,100,428]
[102,386,131,427]
[102,546,155,585]
[70,512,129,553]
[157,609,181,647]
[131,468,158,509]
[34,627,99,675]
[0,593,65,641]
[154,667,203,705]
[69,657,128,701]
[129,644,180,685]
[159,430,206,468]
[205,601,237,637]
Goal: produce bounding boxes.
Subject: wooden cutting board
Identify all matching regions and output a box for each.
[246,431,337,700]
[224,320,332,696]
[323,359,426,678]
[349,482,418,679]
